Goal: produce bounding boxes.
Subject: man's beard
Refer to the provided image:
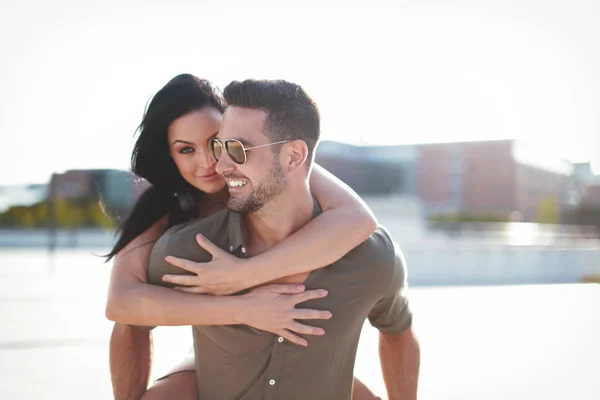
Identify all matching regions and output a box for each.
[227,159,287,214]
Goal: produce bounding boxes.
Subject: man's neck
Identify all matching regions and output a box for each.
[198,188,229,217]
[243,182,314,256]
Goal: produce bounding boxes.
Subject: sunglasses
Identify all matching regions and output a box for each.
[210,138,293,165]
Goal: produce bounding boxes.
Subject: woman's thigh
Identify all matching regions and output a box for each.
[140,354,379,400]
[141,357,197,400]
[352,376,382,400]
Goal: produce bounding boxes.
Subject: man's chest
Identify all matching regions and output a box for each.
[196,266,379,351]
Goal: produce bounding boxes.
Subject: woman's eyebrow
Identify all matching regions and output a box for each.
[172,139,195,145]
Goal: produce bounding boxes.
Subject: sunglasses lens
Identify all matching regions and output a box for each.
[226,140,246,164]
[211,140,223,161]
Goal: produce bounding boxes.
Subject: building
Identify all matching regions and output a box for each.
[417,140,574,221]
[316,139,578,223]
[573,162,600,208]
[315,141,416,195]
[49,169,136,211]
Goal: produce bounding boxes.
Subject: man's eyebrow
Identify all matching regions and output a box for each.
[209,131,219,140]
[236,137,253,147]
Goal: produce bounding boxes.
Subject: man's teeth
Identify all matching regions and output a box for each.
[228,180,248,188]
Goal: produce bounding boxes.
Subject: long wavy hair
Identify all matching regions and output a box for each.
[105,74,225,260]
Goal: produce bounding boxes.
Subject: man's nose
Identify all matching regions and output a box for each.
[215,150,235,175]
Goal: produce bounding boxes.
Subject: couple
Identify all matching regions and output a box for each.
[105,75,420,400]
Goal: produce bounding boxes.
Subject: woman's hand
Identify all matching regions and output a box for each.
[239,283,332,347]
[162,234,253,295]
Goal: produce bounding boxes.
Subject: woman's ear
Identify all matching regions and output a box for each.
[283,140,309,173]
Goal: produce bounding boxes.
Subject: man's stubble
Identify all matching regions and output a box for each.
[227,156,287,215]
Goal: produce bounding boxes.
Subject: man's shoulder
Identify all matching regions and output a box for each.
[343,225,399,263]
[334,225,406,284]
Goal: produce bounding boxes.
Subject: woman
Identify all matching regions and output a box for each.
[105,74,380,399]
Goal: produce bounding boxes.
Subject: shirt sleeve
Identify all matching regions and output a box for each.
[128,220,214,331]
[147,220,216,287]
[368,238,413,335]
[146,230,179,287]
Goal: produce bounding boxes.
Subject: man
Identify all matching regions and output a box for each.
[146,79,420,399]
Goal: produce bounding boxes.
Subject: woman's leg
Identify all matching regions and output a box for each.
[352,376,382,400]
[139,352,378,400]
[141,355,197,400]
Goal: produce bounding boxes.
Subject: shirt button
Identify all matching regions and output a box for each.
[277,337,284,343]
[229,245,234,252]
[241,247,246,254]
[269,379,276,386]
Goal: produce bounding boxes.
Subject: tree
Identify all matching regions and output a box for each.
[54,198,84,229]
[535,196,559,224]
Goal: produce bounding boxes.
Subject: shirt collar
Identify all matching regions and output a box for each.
[227,211,245,254]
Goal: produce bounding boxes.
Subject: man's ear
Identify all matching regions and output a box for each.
[283,140,308,173]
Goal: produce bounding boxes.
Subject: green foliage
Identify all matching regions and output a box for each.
[88,201,117,229]
[11,206,36,229]
[428,212,511,223]
[0,197,116,229]
[535,196,560,224]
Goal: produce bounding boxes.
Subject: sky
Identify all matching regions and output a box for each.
[0,0,599,185]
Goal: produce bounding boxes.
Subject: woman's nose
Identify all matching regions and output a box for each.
[197,148,216,169]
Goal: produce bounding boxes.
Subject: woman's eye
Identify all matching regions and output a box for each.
[179,147,195,154]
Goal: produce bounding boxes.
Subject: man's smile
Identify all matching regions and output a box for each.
[227,179,249,188]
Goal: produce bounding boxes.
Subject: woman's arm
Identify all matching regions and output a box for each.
[165,164,377,294]
[106,217,227,326]
[245,163,376,284]
[104,218,257,326]
[105,221,330,345]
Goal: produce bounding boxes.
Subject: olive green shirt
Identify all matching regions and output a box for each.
[148,205,412,400]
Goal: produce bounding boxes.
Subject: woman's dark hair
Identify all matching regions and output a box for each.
[105,74,225,261]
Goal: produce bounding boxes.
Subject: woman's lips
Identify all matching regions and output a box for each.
[196,172,219,180]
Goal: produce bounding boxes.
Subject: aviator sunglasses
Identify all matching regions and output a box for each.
[210,138,293,165]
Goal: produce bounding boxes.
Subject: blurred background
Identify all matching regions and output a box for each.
[1,0,599,399]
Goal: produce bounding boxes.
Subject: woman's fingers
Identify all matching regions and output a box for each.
[287,321,325,336]
[195,234,227,258]
[276,330,308,347]
[289,289,328,305]
[162,274,198,286]
[173,286,208,294]
[164,256,199,273]
[293,308,333,321]
[269,284,306,295]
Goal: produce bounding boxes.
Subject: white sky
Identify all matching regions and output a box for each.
[1,0,599,185]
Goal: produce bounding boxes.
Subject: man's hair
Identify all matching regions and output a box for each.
[223,79,320,167]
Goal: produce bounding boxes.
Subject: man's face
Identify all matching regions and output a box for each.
[215,106,287,214]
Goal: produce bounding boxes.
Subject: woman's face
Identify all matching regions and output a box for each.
[168,107,227,194]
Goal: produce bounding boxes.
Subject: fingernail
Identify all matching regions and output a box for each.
[196,234,203,240]
[297,284,305,291]
[165,256,172,262]
[321,289,328,296]
[326,312,333,318]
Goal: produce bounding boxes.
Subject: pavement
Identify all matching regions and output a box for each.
[0,249,599,399]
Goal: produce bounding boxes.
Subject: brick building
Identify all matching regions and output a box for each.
[316,139,579,223]
[417,140,574,221]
